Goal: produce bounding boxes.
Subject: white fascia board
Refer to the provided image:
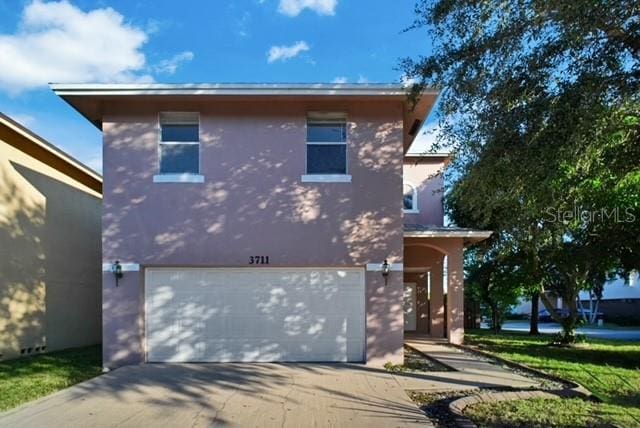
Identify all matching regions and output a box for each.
[50,83,438,97]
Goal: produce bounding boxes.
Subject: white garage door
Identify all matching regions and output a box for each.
[145,268,365,362]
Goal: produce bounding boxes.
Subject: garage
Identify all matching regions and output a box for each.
[145,268,365,362]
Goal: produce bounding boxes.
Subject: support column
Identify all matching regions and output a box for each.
[447,248,465,344]
[430,264,445,338]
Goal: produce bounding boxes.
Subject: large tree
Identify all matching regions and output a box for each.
[403,0,640,342]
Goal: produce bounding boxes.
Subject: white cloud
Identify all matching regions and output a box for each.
[153,51,194,75]
[235,11,251,38]
[267,41,309,63]
[357,75,368,84]
[278,0,337,16]
[0,0,151,93]
[6,113,36,127]
[332,76,347,84]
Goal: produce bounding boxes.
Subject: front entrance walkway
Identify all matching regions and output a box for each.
[402,334,540,391]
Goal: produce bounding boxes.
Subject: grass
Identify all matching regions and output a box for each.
[465,397,622,428]
[464,330,640,427]
[0,345,102,412]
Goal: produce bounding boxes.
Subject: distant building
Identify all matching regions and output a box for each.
[512,273,640,320]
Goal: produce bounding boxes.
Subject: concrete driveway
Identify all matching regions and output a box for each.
[0,363,432,428]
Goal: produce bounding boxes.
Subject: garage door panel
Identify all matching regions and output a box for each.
[150,338,352,363]
[146,268,365,362]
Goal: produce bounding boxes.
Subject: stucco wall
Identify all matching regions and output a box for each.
[403,158,445,226]
[0,140,101,360]
[101,98,405,366]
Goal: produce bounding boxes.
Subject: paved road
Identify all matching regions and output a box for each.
[494,321,640,340]
[0,363,432,428]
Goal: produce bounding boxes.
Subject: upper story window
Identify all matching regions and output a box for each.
[403,182,418,213]
[157,112,200,178]
[303,113,350,182]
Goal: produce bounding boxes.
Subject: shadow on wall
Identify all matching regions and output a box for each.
[404,161,445,226]
[0,163,46,359]
[102,116,404,264]
[0,161,101,359]
[365,272,405,365]
[101,108,405,365]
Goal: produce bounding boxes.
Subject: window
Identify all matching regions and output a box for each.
[157,112,201,180]
[403,182,418,213]
[304,114,349,180]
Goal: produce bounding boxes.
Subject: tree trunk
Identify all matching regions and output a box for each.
[491,304,501,333]
[592,298,601,324]
[577,297,588,323]
[529,292,540,335]
[560,314,579,343]
[559,290,580,343]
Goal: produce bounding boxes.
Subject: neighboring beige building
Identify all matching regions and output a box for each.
[0,112,102,360]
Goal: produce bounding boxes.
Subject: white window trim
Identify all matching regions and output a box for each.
[157,112,202,181]
[403,181,419,213]
[153,173,205,183]
[301,174,352,183]
[304,114,349,180]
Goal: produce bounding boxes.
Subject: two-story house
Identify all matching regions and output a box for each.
[52,83,490,369]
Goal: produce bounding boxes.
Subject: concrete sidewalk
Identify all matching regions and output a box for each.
[403,335,540,391]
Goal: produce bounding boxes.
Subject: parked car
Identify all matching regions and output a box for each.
[536,308,604,323]
[538,308,569,322]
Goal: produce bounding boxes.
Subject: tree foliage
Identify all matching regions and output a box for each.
[465,245,528,333]
[403,0,640,342]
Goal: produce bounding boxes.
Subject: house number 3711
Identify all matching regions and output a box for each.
[248,256,269,265]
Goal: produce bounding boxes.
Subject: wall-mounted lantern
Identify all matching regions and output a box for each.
[381,259,390,285]
[112,260,123,286]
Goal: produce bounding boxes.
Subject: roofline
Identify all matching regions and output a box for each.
[0,112,102,189]
[50,82,440,149]
[50,83,440,97]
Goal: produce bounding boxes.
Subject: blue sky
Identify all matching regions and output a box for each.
[0,0,436,172]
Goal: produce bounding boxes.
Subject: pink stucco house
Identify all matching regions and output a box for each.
[52,83,490,369]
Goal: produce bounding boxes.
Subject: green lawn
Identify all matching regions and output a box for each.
[465,397,627,428]
[464,330,640,427]
[0,345,102,412]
